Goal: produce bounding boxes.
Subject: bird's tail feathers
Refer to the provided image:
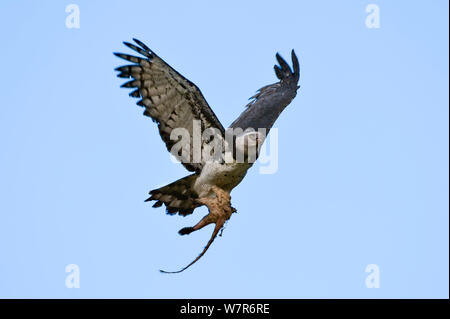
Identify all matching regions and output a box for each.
[146,174,199,216]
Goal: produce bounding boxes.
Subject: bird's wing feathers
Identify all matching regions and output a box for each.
[230,50,300,133]
[115,39,225,172]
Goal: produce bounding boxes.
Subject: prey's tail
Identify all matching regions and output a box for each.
[145,173,199,216]
[159,220,225,274]
[159,186,234,274]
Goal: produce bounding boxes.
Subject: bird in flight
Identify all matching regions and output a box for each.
[114,39,300,273]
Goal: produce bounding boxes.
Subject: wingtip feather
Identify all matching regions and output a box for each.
[273,50,300,83]
[291,49,300,81]
[133,38,152,53]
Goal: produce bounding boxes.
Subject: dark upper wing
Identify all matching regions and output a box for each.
[114,39,225,172]
[230,50,300,133]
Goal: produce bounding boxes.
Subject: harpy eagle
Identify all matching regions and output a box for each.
[114,39,300,273]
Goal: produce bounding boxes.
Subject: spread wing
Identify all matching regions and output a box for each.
[114,39,225,172]
[230,50,300,134]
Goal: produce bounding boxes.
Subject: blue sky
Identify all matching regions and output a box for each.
[0,0,448,298]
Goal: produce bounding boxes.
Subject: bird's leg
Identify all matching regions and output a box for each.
[178,186,233,236]
[161,186,234,274]
[177,211,215,235]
